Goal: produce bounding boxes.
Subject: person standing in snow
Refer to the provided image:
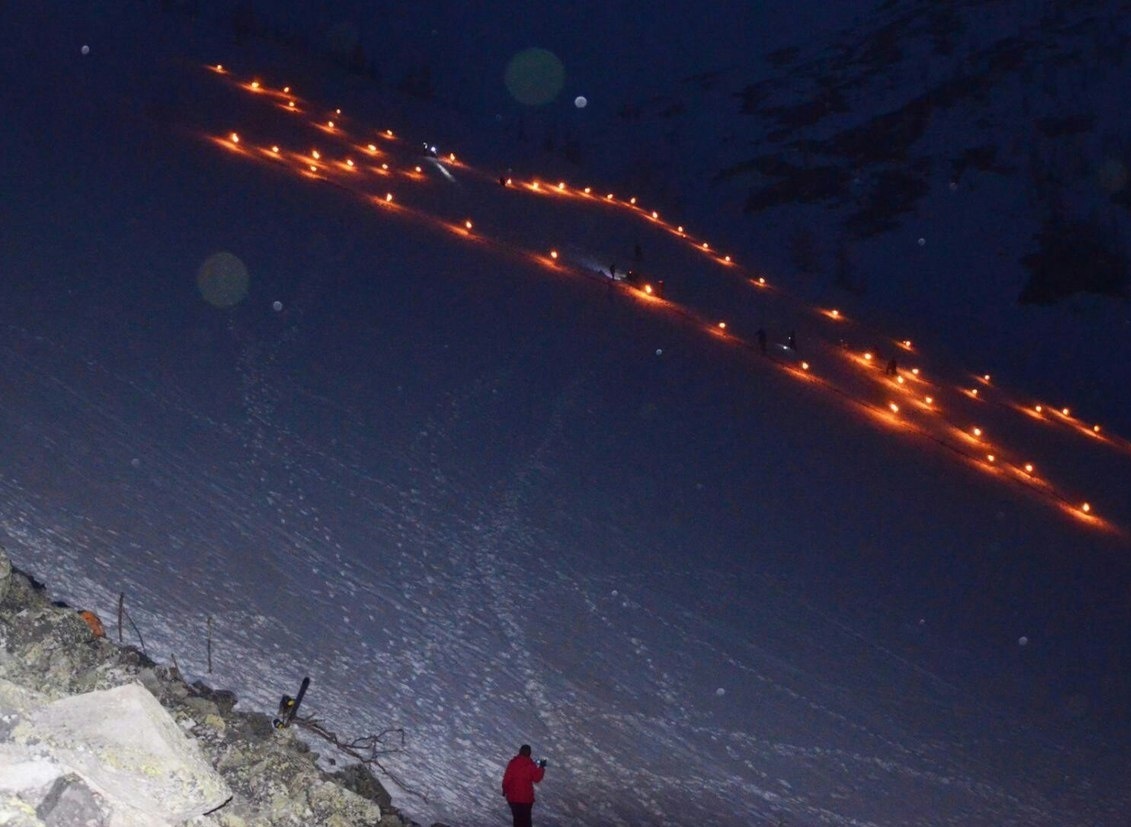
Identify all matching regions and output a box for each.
[501,744,546,827]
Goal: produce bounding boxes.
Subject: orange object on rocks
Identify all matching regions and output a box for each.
[79,610,105,638]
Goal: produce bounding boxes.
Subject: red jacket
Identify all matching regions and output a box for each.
[501,754,545,804]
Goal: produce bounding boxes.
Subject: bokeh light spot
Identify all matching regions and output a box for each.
[504,48,565,106]
[197,251,249,308]
[574,95,588,109]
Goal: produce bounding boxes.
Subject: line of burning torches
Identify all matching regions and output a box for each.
[203,64,1127,533]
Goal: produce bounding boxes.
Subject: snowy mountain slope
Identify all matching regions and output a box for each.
[185,58,1129,531]
[1,3,1130,826]
[4,265,1128,826]
[711,0,1131,314]
[136,1,1131,426]
[507,0,1131,432]
[568,0,1131,279]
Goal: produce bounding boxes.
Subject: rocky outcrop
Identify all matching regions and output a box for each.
[3,680,232,826]
[0,543,424,827]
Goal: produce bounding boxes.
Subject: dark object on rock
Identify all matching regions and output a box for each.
[333,763,394,810]
[35,774,105,826]
[191,680,239,714]
[274,676,311,729]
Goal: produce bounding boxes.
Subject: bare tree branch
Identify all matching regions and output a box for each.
[294,715,429,804]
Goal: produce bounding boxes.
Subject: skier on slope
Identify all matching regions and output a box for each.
[501,744,546,827]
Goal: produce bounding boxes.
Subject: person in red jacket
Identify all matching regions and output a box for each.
[501,744,546,827]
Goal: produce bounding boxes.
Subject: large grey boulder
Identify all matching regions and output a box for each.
[18,682,232,823]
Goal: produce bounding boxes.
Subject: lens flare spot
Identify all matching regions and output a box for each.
[504,47,566,106]
[197,251,249,309]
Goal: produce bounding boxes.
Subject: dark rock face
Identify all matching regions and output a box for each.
[710,1,1131,304]
[35,774,105,827]
[1020,218,1129,304]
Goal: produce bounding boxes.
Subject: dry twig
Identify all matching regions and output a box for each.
[294,716,428,804]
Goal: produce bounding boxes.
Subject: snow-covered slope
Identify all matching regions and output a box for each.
[1,3,1129,825]
[501,0,1131,429]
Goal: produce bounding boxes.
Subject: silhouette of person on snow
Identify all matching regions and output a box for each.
[756,328,767,355]
[502,744,546,827]
[885,357,898,376]
[609,263,617,280]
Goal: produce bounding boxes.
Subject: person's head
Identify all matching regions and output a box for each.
[519,744,532,757]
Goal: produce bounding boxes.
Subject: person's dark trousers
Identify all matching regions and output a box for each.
[508,802,533,827]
